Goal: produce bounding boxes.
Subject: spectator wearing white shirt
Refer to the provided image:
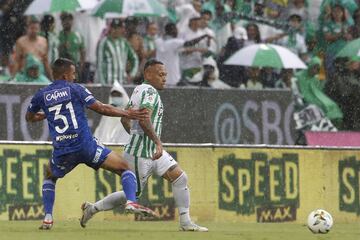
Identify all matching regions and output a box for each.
[179,17,208,81]
[176,2,199,33]
[268,14,307,59]
[261,2,284,42]
[245,23,262,46]
[199,10,217,54]
[155,23,210,86]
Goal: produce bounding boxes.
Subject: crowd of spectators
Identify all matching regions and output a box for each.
[0,0,359,130]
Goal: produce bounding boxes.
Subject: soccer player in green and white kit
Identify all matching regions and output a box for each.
[80,59,208,232]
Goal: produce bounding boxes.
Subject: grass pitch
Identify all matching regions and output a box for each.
[0,220,359,240]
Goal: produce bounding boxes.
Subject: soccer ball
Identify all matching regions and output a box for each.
[307,209,333,234]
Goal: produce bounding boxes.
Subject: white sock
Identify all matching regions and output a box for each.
[44,213,53,222]
[93,191,127,212]
[179,207,191,225]
[172,172,191,225]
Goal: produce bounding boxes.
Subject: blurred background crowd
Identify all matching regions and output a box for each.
[0,0,360,133]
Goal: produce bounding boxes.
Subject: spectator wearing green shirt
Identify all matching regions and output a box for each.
[295,57,343,124]
[58,12,85,81]
[323,4,352,76]
[14,54,50,84]
[202,0,231,16]
[96,19,139,86]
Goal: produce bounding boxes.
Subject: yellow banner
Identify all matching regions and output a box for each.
[0,143,359,223]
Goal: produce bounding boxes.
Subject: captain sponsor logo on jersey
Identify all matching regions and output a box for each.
[43,87,71,106]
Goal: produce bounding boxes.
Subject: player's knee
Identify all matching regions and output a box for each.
[172,171,188,187]
[113,160,130,173]
[44,164,57,182]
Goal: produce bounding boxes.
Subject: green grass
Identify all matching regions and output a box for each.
[0,221,359,240]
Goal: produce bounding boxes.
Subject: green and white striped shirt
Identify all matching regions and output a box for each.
[143,36,155,52]
[97,36,139,85]
[124,83,163,158]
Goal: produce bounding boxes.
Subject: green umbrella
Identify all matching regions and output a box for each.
[92,0,168,18]
[225,44,307,69]
[24,0,98,15]
[336,38,360,60]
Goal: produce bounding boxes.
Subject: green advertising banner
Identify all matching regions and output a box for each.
[0,142,359,224]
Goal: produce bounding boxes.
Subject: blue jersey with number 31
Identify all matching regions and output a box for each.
[28,80,96,156]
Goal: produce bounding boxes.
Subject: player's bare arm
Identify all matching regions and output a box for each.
[121,117,131,134]
[14,39,25,74]
[88,100,148,120]
[25,111,46,122]
[139,108,163,160]
[43,41,53,79]
[183,34,210,47]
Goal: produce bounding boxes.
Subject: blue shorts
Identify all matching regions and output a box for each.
[50,138,111,178]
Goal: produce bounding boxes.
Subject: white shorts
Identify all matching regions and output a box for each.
[123,150,177,196]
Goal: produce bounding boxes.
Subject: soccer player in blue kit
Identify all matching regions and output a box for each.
[26,58,155,230]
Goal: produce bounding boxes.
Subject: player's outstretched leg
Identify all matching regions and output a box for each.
[80,190,157,228]
[39,179,56,230]
[97,152,158,219]
[120,170,157,217]
[80,202,96,228]
[119,170,157,217]
[171,171,208,232]
[80,191,127,228]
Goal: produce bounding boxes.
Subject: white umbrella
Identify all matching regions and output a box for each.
[24,0,98,15]
[225,43,307,69]
[92,0,168,18]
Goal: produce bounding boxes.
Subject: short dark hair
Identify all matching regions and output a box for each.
[189,17,202,22]
[165,23,176,35]
[201,10,212,17]
[52,58,75,79]
[288,14,302,22]
[144,59,164,72]
[60,12,73,21]
[110,19,125,28]
[41,14,55,32]
[28,16,40,25]
[125,16,139,26]
[146,21,156,29]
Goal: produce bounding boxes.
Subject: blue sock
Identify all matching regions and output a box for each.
[42,179,56,215]
[121,170,137,202]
